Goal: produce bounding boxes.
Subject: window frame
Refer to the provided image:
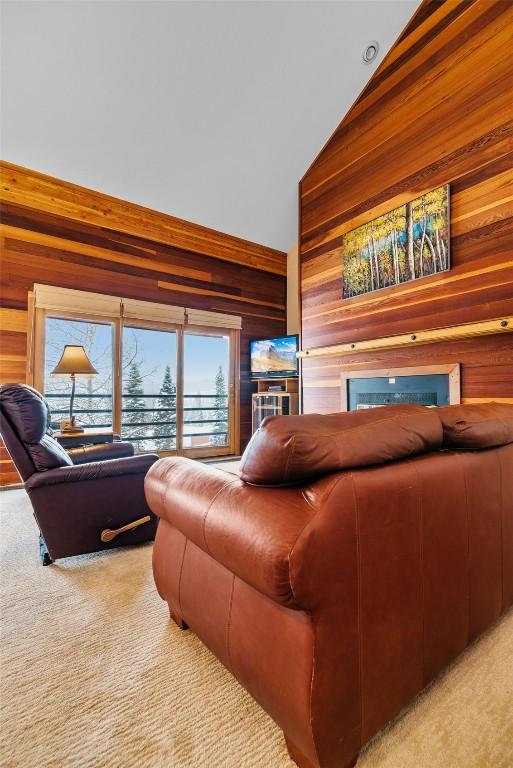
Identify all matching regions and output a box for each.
[120,317,181,456]
[30,301,240,458]
[181,324,239,459]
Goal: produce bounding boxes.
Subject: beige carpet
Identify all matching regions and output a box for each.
[1,488,512,768]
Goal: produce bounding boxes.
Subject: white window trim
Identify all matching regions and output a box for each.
[34,284,242,329]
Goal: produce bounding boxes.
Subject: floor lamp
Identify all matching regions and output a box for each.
[50,345,98,433]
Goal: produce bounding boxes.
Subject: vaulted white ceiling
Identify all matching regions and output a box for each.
[1,0,418,251]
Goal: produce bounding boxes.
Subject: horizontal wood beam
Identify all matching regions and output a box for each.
[298,317,513,359]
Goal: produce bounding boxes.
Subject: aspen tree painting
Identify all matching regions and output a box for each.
[342,184,449,298]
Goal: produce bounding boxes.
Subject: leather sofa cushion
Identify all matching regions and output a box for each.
[438,402,513,449]
[239,404,443,485]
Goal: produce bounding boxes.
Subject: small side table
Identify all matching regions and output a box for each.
[53,429,115,449]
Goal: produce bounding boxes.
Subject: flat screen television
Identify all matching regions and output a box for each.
[249,335,299,378]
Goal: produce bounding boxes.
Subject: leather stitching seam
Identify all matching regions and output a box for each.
[288,474,349,604]
[350,472,364,750]
[287,475,350,764]
[497,451,504,612]
[201,477,239,556]
[462,454,471,644]
[283,434,296,483]
[177,537,188,620]
[225,575,235,672]
[160,463,171,512]
[413,463,425,687]
[306,608,320,768]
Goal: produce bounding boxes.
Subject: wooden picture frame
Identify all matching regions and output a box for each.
[342,184,450,299]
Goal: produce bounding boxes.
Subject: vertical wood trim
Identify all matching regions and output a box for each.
[176,326,185,454]
[231,329,241,455]
[340,379,348,412]
[449,364,461,405]
[26,292,35,386]
[298,178,304,415]
[33,308,46,394]
[113,315,123,436]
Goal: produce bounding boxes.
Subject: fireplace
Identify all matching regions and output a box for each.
[340,364,460,412]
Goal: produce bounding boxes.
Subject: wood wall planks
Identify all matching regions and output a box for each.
[1,162,286,275]
[0,163,287,485]
[299,0,513,413]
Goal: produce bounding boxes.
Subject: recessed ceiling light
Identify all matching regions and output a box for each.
[362,41,379,64]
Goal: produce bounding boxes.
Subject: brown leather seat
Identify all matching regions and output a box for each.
[146,403,513,768]
[0,383,159,564]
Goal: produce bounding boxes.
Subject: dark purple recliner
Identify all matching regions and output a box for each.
[0,384,159,565]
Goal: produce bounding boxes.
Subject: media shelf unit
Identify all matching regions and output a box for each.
[251,378,299,433]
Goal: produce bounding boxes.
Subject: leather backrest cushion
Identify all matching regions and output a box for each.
[240,404,443,485]
[26,433,73,471]
[0,384,72,472]
[438,402,513,449]
[0,384,49,443]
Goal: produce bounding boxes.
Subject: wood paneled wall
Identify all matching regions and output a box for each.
[299,0,513,413]
[0,161,287,484]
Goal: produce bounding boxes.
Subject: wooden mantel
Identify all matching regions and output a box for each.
[298,317,513,360]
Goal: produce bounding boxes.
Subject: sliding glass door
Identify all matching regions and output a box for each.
[121,325,178,452]
[40,312,237,457]
[183,330,230,454]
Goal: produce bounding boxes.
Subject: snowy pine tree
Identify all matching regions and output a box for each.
[123,362,146,441]
[212,366,227,446]
[153,366,176,450]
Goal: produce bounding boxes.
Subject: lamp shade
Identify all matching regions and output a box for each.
[50,345,98,377]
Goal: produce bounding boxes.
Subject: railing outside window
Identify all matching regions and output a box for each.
[45,392,229,451]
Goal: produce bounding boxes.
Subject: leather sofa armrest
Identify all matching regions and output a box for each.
[26,453,159,491]
[145,456,339,608]
[67,441,135,464]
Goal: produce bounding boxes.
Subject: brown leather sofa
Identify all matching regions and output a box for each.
[0,383,160,564]
[146,403,513,768]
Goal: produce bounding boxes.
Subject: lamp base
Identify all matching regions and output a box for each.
[60,418,84,434]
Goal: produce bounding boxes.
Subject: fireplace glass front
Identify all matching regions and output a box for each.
[347,373,450,411]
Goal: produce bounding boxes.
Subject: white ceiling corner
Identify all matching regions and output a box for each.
[0,0,419,251]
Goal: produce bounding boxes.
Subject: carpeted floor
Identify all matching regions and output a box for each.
[1,488,512,768]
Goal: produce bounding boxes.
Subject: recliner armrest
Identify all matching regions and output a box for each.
[145,457,339,608]
[67,441,134,464]
[26,453,158,490]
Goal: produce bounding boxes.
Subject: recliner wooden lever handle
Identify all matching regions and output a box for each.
[100,515,151,543]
